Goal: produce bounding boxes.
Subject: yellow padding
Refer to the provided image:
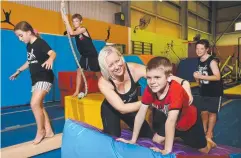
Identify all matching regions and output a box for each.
[224,84,241,95]
[65,93,104,130]
[190,82,199,88]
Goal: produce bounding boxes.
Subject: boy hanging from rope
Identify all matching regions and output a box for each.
[61,1,101,98]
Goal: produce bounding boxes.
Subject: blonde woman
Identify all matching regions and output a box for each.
[98,46,193,138]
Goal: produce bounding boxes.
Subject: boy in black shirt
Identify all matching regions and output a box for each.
[193,39,223,145]
[61,3,101,98]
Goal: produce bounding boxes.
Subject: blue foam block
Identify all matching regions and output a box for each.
[61,119,176,158]
[230,153,241,158]
[176,58,199,82]
[1,29,105,107]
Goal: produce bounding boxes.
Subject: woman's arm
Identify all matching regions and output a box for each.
[169,75,193,104]
[128,63,146,82]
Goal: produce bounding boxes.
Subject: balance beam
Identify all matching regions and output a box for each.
[1,133,62,158]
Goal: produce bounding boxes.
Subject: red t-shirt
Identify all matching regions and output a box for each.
[142,81,197,131]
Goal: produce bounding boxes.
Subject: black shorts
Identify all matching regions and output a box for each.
[195,96,222,113]
[153,108,207,149]
[31,71,54,86]
[101,100,153,138]
[79,56,100,72]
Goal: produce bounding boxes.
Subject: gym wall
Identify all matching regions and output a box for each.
[8,1,121,24]
[216,3,241,62]
[1,1,121,107]
[187,1,211,41]
[131,30,187,64]
[1,29,105,107]
[1,1,129,52]
[130,1,187,63]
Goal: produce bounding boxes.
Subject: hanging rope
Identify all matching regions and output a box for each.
[60,1,88,99]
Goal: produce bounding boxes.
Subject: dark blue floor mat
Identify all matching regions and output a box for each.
[1,102,61,114]
[32,149,61,158]
[214,99,241,148]
[1,105,64,130]
[1,118,65,148]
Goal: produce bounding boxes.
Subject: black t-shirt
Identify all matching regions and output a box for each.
[27,38,54,85]
[197,56,223,97]
[74,27,98,57]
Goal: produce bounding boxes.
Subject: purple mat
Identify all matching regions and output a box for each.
[73,120,241,156]
[121,129,241,156]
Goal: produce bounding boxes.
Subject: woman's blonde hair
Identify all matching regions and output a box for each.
[98,46,125,80]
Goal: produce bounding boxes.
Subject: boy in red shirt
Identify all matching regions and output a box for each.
[117,57,215,154]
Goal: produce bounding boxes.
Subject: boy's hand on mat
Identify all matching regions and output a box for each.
[116,138,135,144]
[42,59,53,70]
[150,147,169,155]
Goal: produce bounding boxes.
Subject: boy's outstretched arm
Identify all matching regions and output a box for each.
[116,104,149,143]
[131,104,149,143]
[164,110,179,154]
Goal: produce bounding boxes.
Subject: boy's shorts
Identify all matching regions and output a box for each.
[196,96,222,113]
[152,108,207,149]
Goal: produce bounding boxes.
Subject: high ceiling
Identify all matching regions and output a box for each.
[216,1,241,9]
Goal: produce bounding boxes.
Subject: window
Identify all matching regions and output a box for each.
[235,21,241,31]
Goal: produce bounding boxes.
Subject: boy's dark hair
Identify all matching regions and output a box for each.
[72,14,83,21]
[146,56,172,76]
[196,39,210,49]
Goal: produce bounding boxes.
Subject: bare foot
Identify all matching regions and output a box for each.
[206,137,217,148]
[45,130,54,138]
[72,91,79,97]
[33,130,46,145]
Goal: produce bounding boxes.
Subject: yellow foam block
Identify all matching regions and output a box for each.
[224,84,241,95]
[65,93,105,130]
[190,82,199,88]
